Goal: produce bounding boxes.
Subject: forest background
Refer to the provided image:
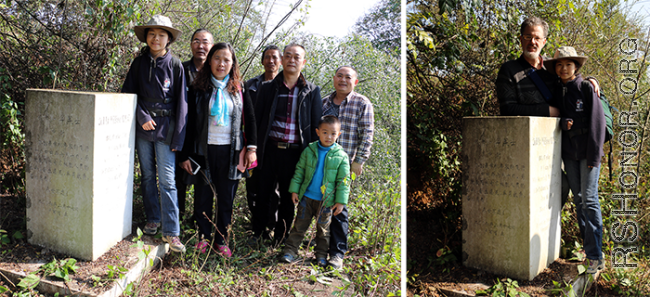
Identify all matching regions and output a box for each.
[407,0,650,295]
[0,0,401,296]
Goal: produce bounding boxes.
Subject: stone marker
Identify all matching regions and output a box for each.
[462,116,562,281]
[25,89,136,261]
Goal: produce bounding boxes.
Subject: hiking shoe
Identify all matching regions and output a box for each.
[216,244,232,258]
[144,222,160,235]
[328,255,344,269]
[316,257,328,268]
[586,259,605,274]
[194,239,209,254]
[280,253,296,263]
[162,236,186,253]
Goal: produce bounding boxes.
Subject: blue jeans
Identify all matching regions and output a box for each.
[136,138,180,237]
[564,159,603,260]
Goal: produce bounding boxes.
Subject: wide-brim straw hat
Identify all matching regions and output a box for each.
[134,15,182,44]
[543,46,588,71]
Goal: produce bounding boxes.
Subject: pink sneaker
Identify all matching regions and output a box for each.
[194,239,209,253]
[216,244,232,258]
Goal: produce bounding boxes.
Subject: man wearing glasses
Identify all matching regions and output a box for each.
[496,17,599,209]
[177,29,213,220]
[496,17,598,116]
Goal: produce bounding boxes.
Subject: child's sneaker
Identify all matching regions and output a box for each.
[316,257,327,267]
[194,239,209,254]
[586,259,605,274]
[162,236,186,253]
[143,222,160,235]
[280,253,296,263]
[216,244,232,258]
[328,255,344,269]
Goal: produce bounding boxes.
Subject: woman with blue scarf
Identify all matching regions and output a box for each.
[179,42,257,257]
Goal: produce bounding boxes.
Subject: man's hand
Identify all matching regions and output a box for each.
[331,203,344,216]
[291,193,299,204]
[351,162,363,176]
[244,151,257,169]
[180,160,193,175]
[549,106,560,117]
[142,120,157,131]
[588,78,601,97]
[566,119,573,130]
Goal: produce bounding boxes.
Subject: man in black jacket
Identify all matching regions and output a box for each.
[245,45,282,238]
[496,17,598,116]
[177,29,213,221]
[252,44,323,246]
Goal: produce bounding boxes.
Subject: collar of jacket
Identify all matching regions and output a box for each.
[272,70,307,89]
[146,49,173,82]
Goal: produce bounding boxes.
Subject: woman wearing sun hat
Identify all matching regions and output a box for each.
[544,46,605,274]
[121,15,188,253]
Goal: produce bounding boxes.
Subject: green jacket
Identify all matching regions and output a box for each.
[289,141,350,207]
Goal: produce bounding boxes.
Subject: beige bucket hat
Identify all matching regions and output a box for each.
[134,15,182,44]
[543,46,588,71]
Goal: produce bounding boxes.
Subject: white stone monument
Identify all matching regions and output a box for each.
[25,89,136,261]
[462,116,562,281]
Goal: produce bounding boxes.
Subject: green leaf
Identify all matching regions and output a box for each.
[17,274,40,289]
[577,264,586,274]
[0,285,8,293]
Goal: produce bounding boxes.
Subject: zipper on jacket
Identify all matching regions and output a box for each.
[149,56,154,82]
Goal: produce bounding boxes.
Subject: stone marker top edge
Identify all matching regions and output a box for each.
[463,116,559,119]
[26,89,136,97]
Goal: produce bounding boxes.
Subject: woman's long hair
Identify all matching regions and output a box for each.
[192,42,242,94]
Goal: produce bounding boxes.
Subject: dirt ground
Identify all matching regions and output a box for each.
[406,189,623,297]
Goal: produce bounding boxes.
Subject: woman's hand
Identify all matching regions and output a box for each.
[244,150,257,169]
[142,120,157,131]
[180,160,194,175]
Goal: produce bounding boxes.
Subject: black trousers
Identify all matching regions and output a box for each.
[175,153,188,220]
[246,168,280,230]
[194,145,239,245]
[329,206,349,258]
[252,143,301,242]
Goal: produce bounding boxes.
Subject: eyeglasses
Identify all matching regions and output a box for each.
[192,40,212,46]
[521,35,546,42]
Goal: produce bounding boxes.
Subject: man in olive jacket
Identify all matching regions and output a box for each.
[252,43,323,245]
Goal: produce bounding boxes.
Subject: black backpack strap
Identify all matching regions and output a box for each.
[526,68,553,102]
[132,56,141,93]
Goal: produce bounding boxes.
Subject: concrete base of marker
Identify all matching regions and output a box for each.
[462,116,562,281]
[0,242,167,297]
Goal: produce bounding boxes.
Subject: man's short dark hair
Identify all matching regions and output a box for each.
[190,28,212,41]
[318,115,340,128]
[520,17,548,38]
[335,65,358,78]
[261,45,280,63]
[283,43,307,57]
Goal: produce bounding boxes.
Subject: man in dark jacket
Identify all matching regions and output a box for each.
[176,28,213,220]
[496,16,600,206]
[244,45,282,238]
[496,16,598,116]
[252,44,323,246]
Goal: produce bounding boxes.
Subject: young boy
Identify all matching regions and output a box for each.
[280,115,350,267]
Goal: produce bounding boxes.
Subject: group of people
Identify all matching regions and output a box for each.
[121,15,374,269]
[496,17,605,274]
